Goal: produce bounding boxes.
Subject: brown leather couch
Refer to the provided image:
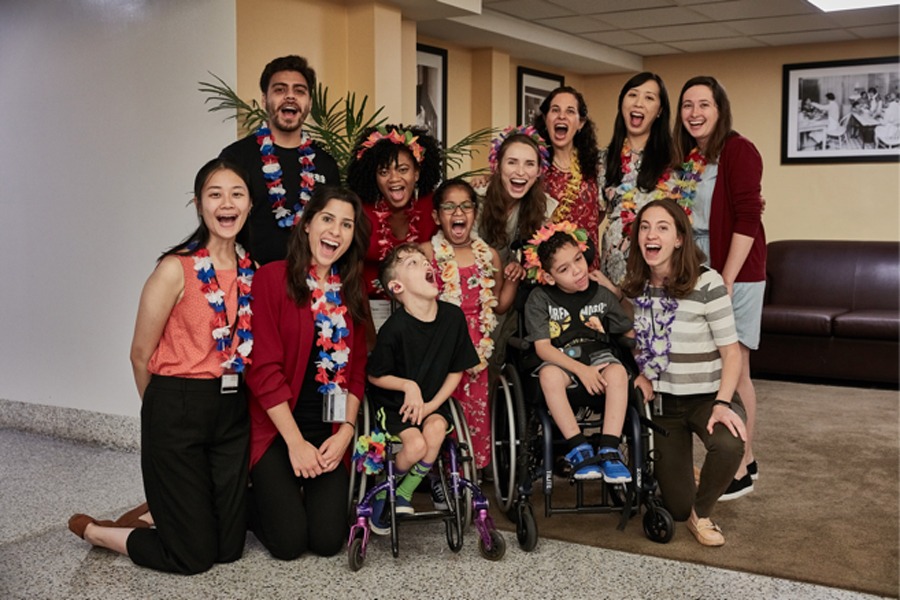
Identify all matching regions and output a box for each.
[750,240,899,384]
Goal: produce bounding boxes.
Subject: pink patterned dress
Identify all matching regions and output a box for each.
[435,261,491,469]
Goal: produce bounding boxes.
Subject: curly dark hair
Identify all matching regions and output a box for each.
[533,86,600,182]
[284,186,371,322]
[537,231,581,273]
[603,72,674,192]
[345,124,443,204]
[259,55,316,94]
[479,134,548,250]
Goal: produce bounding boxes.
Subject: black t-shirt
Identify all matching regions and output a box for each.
[220,133,341,266]
[367,301,479,413]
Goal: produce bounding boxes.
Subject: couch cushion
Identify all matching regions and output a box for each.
[761,305,848,336]
[833,310,900,340]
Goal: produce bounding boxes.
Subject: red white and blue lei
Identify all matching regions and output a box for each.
[256,122,316,228]
[633,284,678,381]
[192,244,254,373]
[307,266,350,395]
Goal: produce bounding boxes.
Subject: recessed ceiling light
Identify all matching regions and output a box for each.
[808,0,899,11]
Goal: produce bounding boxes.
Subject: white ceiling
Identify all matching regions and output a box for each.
[399,0,899,73]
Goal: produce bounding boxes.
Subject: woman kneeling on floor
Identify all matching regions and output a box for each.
[622,199,747,547]
[69,159,255,574]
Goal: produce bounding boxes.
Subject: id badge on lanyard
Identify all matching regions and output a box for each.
[322,389,347,423]
[221,372,240,394]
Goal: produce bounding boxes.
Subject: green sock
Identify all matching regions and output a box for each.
[375,467,407,501]
[396,460,433,501]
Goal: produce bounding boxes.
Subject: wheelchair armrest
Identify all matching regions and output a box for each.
[507,336,531,352]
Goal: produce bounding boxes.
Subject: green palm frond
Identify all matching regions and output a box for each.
[443,126,498,180]
[198,72,267,134]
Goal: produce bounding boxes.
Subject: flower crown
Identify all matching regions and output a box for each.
[522,221,589,283]
[356,126,425,163]
[488,125,550,175]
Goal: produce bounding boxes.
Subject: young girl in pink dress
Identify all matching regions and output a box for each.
[421,179,523,472]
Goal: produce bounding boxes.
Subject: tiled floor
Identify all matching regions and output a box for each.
[0,429,889,600]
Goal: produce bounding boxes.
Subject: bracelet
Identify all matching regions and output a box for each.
[713,399,732,409]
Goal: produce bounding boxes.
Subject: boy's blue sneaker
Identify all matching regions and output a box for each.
[395,495,414,515]
[565,444,603,480]
[369,496,390,536]
[597,447,632,484]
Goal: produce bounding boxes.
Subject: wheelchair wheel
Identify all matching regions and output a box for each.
[478,529,507,561]
[347,397,372,525]
[348,531,365,571]
[516,507,538,552]
[642,505,674,544]
[448,398,474,527]
[491,364,526,515]
[389,497,400,558]
[445,492,464,553]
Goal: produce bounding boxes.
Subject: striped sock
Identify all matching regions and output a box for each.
[396,460,433,502]
[375,467,408,501]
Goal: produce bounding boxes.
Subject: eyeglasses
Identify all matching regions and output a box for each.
[438,201,476,214]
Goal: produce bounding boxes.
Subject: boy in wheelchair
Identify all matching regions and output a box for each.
[522,225,633,484]
[366,243,480,534]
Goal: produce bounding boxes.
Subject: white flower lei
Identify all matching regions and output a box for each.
[432,230,499,375]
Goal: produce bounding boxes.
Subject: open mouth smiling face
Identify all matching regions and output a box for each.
[305,198,356,272]
[622,80,662,140]
[376,149,419,210]
[197,169,251,243]
[638,205,682,276]
[434,187,476,245]
[680,84,719,149]
[500,141,540,200]
[544,92,583,150]
[263,70,311,134]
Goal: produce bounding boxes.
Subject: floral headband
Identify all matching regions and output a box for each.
[356,126,425,163]
[488,125,550,175]
[522,221,589,283]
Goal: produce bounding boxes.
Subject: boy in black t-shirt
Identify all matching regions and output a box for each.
[524,230,633,484]
[366,243,479,534]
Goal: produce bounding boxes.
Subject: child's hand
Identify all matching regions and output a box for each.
[401,381,425,425]
[504,261,525,282]
[577,363,609,396]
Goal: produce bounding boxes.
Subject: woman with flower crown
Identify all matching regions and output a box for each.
[68,159,255,574]
[599,73,677,289]
[532,86,603,270]
[245,186,371,560]
[420,178,522,473]
[672,76,766,502]
[621,199,747,547]
[346,124,442,344]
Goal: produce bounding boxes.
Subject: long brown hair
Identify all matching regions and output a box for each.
[620,199,705,300]
[480,134,548,249]
[673,76,734,164]
[284,186,371,321]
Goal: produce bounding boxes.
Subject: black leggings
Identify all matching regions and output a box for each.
[127,375,249,575]
[248,430,348,560]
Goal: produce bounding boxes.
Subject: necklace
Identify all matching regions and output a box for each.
[670,147,707,218]
[373,197,420,261]
[432,230,498,375]
[306,266,350,395]
[192,244,254,373]
[256,122,317,228]
[551,154,582,222]
[615,141,672,236]
[632,283,678,381]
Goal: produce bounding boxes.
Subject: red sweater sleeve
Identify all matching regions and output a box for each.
[245,262,297,412]
[723,135,763,239]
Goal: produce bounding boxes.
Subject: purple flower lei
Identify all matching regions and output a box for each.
[633,284,678,381]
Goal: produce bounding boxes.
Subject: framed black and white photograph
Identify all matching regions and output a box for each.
[416,44,447,148]
[781,56,899,164]
[517,67,565,127]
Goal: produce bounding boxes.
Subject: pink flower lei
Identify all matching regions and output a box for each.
[192,244,254,373]
[256,122,317,228]
[521,221,588,284]
[306,266,350,395]
[488,125,550,176]
[373,198,421,263]
[432,230,498,375]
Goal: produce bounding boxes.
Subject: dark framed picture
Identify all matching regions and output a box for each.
[416,44,447,149]
[517,67,565,127]
[781,56,899,164]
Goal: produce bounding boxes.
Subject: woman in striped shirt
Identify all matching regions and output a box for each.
[621,199,746,547]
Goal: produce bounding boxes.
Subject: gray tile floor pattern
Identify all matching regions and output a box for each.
[0,429,888,600]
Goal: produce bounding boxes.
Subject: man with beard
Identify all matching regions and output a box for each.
[220,55,341,265]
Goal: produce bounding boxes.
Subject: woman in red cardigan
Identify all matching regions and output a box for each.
[673,76,766,501]
[246,185,371,559]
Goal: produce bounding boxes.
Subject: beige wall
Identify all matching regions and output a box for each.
[583,38,900,243]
